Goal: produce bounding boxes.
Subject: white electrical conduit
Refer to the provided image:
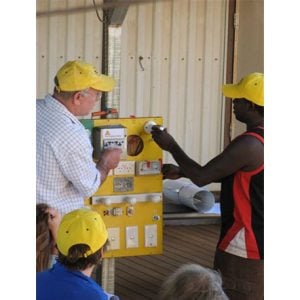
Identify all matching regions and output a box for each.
[163,178,215,213]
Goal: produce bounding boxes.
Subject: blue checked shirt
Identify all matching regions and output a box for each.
[36,95,101,215]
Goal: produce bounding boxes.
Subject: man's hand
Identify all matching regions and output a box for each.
[99,148,122,170]
[97,148,122,182]
[151,127,177,152]
[162,164,182,180]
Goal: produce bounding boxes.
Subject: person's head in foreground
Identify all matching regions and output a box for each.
[158,263,229,300]
[36,203,61,272]
[36,208,121,300]
[56,208,108,271]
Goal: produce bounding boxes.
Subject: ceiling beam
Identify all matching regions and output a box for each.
[104,0,129,26]
[36,0,172,18]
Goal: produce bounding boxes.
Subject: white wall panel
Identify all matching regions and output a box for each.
[36,0,104,115]
[36,0,50,98]
[119,0,228,190]
[150,1,172,117]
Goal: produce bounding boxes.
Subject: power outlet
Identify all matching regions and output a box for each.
[114,161,135,176]
[107,227,120,250]
[126,226,139,248]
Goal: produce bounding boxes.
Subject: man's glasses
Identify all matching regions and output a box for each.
[80,89,102,101]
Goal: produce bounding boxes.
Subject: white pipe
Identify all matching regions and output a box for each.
[163,179,215,213]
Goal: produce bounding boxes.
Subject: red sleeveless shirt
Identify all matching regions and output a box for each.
[218,126,264,259]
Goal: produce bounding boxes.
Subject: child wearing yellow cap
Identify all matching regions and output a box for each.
[36,208,119,300]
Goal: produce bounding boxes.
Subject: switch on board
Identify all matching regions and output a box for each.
[126,226,139,248]
[107,227,120,250]
[144,224,158,247]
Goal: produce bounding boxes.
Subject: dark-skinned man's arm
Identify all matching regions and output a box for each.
[151,128,263,187]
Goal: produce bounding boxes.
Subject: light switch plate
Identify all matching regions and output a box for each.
[107,227,120,250]
[144,224,157,247]
[126,226,139,248]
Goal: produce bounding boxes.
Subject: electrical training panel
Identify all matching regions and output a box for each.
[81,117,163,258]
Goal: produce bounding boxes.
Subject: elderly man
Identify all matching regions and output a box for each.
[37,61,121,215]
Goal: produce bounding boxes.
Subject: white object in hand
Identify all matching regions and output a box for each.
[144,120,164,134]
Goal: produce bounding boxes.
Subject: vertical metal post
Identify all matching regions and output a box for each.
[101,16,109,115]
[101,257,116,294]
[107,26,122,117]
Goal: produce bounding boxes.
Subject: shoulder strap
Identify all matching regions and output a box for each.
[242,131,264,144]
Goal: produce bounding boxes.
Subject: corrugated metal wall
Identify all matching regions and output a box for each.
[36,0,228,190]
[119,0,227,171]
[36,0,104,101]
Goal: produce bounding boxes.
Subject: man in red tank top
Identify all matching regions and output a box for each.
[151,73,264,300]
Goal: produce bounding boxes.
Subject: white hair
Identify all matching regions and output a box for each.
[159,263,229,300]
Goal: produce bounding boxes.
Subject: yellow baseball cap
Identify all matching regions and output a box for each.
[55,60,115,92]
[57,208,108,257]
[222,72,264,106]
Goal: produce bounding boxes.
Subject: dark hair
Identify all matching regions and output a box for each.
[36,203,54,272]
[57,241,107,271]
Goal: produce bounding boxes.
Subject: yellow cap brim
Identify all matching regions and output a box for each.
[91,74,116,92]
[222,84,243,99]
